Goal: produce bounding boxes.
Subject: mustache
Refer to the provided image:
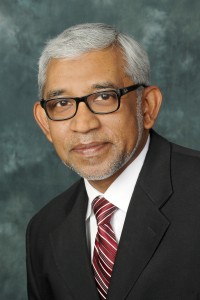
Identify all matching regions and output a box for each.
[67,133,113,150]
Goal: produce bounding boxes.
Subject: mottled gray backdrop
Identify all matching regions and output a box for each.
[0,0,200,299]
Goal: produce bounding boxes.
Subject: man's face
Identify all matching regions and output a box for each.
[38,47,148,187]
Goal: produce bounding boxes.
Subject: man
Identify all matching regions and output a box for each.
[26,23,200,300]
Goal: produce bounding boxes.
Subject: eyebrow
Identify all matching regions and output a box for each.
[46,89,66,99]
[45,82,119,99]
[91,82,119,90]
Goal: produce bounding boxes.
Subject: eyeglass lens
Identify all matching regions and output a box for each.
[46,90,119,120]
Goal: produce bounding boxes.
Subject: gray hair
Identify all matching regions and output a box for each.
[38,23,150,98]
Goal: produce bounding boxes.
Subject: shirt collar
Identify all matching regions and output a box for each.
[85,135,150,220]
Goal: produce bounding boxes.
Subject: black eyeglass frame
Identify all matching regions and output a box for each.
[40,83,147,121]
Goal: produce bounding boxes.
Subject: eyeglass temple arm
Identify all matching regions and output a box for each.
[120,84,148,96]
[40,99,45,108]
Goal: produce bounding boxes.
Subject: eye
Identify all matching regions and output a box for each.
[47,99,74,111]
[100,93,111,100]
[95,92,117,101]
[56,99,73,107]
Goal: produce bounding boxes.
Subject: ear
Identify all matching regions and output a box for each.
[142,86,162,129]
[33,102,53,143]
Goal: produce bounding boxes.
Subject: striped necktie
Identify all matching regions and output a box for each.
[92,197,118,299]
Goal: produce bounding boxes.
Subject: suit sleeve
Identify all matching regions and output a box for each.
[26,219,41,300]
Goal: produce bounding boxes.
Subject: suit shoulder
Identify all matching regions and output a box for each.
[170,142,200,188]
[27,178,85,233]
[171,142,200,163]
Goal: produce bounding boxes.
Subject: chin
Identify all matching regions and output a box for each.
[63,153,133,181]
[74,167,116,181]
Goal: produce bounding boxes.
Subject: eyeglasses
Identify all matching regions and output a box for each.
[40,83,147,121]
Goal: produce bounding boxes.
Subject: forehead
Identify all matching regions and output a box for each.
[47,46,125,72]
[44,47,130,97]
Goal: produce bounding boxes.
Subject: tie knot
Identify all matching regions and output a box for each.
[92,197,117,226]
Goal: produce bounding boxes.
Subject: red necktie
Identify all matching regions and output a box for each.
[92,197,118,299]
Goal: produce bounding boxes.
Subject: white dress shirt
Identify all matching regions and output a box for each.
[84,136,150,260]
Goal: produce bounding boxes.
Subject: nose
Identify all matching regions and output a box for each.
[69,102,101,133]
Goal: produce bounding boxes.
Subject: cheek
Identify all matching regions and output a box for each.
[48,125,70,154]
[108,115,138,151]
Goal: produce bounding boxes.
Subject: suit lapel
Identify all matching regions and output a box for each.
[107,131,173,300]
[50,180,99,300]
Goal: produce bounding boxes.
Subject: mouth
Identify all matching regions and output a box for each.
[71,142,109,157]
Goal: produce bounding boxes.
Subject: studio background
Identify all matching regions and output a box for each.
[0,0,199,299]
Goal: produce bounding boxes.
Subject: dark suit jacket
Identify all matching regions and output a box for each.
[26,130,200,300]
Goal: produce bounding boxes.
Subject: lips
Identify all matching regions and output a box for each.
[72,142,109,156]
